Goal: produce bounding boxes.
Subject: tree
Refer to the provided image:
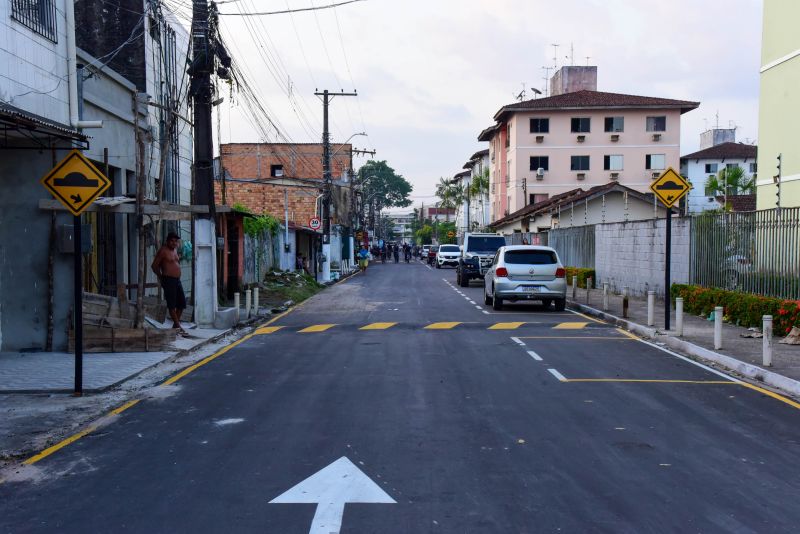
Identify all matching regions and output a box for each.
[705,166,754,198]
[415,224,433,244]
[357,160,413,209]
[434,177,457,222]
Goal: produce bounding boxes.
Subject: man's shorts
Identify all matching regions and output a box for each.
[161,276,186,311]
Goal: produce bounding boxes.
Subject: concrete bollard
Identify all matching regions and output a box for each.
[622,287,629,318]
[647,291,655,326]
[602,283,609,311]
[253,287,259,315]
[245,289,252,319]
[234,292,240,324]
[586,277,592,304]
[572,275,578,299]
[763,315,773,367]
[714,306,723,349]
[675,297,684,337]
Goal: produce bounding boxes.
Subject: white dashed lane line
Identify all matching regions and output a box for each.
[548,368,567,382]
[511,337,526,346]
[527,350,543,361]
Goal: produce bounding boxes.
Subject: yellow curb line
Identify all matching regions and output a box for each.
[562,379,737,384]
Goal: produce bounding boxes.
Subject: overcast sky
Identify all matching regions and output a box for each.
[213,0,763,209]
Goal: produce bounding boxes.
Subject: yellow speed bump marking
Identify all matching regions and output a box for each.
[425,322,462,330]
[255,326,284,335]
[488,322,526,330]
[360,322,397,330]
[298,324,337,333]
[553,322,589,330]
[562,379,737,384]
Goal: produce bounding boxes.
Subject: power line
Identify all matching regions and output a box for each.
[219,0,365,17]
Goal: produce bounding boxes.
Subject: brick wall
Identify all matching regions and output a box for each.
[215,180,321,227]
[595,217,690,297]
[221,143,351,180]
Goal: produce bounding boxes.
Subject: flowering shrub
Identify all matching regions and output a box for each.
[565,267,596,289]
[670,284,800,335]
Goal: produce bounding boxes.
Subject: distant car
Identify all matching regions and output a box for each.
[483,245,567,311]
[421,245,431,259]
[436,244,460,268]
[427,245,439,265]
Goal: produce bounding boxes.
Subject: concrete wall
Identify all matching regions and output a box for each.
[595,217,691,297]
[0,0,70,122]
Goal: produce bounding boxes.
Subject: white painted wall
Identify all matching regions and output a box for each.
[0,0,70,123]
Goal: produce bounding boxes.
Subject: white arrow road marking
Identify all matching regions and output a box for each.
[270,456,396,534]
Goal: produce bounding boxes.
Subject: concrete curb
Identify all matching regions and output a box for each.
[568,300,800,399]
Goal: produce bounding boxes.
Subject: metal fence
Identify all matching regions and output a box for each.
[548,225,596,268]
[243,231,278,285]
[690,207,800,300]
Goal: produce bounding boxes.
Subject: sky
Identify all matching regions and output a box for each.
[206,0,764,210]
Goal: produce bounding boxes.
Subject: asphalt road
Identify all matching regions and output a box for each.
[2,258,800,533]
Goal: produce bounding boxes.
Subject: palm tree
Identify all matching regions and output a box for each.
[435,177,457,222]
[705,166,755,210]
[470,168,490,228]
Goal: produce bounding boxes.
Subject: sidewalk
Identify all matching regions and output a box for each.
[0,326,230,393]
[568,285,800,397]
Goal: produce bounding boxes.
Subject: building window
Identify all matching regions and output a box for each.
[603,155,624,171]
[530,193,549,205]
[529,156,549,171]
[646,116,667,132]
[11,0,58,42]
[530,118,549,133]
[726,163,738,170]
[705,163,718,173]
[571,117,591,133]
[646,154,666,170]
[271,164,284,177]
[750,162,757,174]
[505,123,511,147]
[571,155,590,171]
[604,116,624,132]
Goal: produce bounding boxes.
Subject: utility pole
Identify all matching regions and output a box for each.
[314,89,357,282]
[190,0,228,325]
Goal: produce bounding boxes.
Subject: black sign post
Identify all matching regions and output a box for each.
[664,208,671,331]
[74,215,83,395]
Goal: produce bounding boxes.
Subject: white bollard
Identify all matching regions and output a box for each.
[763,315,773,367]
[647,291,655,326]
[234,292,240,324]
[602,283,609,311]
[572,275,578,299]
[245,289,252,319]
[675,297,684,337]
[714,306,723,349]
[253,287,259,315]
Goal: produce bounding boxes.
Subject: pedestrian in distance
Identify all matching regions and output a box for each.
[393,245,400,263]
[151,232,188,336]
[358,245,370,272]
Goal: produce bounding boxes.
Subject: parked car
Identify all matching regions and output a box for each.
[483,245,567,311]
[436,244,460,268]
[456,232,507,287]
[421,245,431,259]
[427,245,439,265]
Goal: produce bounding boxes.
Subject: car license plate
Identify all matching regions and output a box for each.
[522,286,540,293]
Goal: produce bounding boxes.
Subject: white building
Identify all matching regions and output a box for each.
[680,132,757,213]
[389,211,415,243]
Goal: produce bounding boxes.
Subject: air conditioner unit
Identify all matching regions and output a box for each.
[535,135,544,143]
[577,135,586,143]
[652,133,662,141]
[610,134,620,142]
[577,173,586,180]
[610,172,620,180]
[536,167,545,177]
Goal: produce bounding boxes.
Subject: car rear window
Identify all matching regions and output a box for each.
[504,250,558,265]
[440,245,459,253]
[466,236,506,252]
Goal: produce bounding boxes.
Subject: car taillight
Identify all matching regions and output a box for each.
[496,267,508,277]
[556,267,566,278]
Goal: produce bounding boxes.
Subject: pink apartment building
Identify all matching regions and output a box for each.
[479,66,699,221]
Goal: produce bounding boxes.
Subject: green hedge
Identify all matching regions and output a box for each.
[565,267,596,289]
[670,284,800,335]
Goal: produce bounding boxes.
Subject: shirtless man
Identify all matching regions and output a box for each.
[151,232,187,334]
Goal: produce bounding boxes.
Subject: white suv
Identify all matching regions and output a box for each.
[436,244,460,268]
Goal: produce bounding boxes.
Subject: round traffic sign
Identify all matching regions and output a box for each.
[309,217,321,230]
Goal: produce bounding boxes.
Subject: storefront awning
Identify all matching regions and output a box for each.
[0,103,89,150]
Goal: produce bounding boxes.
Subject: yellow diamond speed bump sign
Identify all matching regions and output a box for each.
[650,167,691,209]
[41,149,111,217]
